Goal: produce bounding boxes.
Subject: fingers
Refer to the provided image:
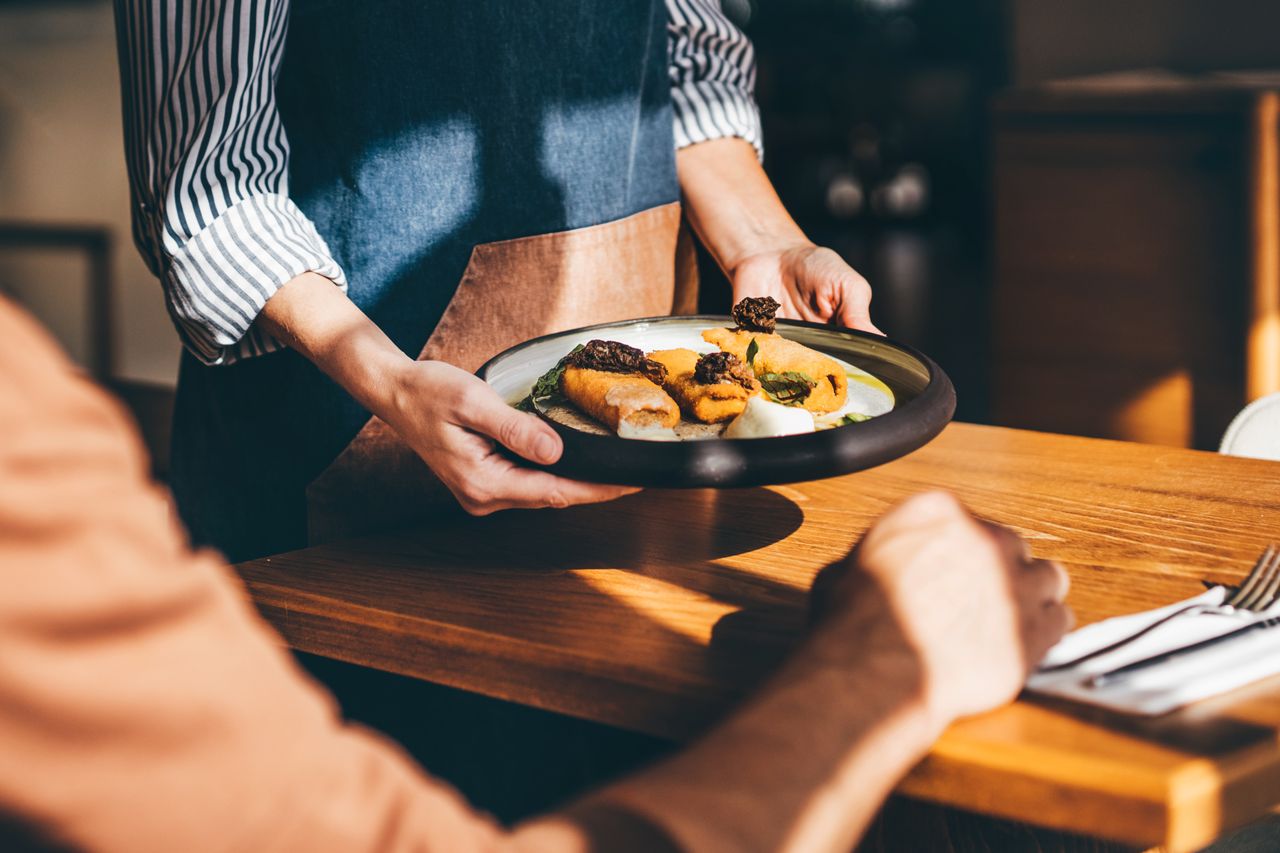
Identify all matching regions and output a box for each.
[978,519,1031,565]
[852,491,973,577]
[735,246,882,333]
[1018,559,1073,667]
[976,517,1070,611]
[451,464,639,516]
[976,516,1073,666]
[499,469,638,513]
[1022,558,1071,604]
[1024,599,1074,668]
[451,377,563,465]
[836,284,883,336]
[1025,601,1073,664]
[887,489,970,525]
[808,249,880,334]
[434,427,637,514]
[396,364,639,516]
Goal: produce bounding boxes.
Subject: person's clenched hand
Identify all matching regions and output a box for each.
[730,242,882,335]
[812,491,1072,733]
[384,360,637,515]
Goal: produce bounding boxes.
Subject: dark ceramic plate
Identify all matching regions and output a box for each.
[478,315,955,488]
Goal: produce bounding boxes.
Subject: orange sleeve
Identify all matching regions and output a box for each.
[0,299,504,852]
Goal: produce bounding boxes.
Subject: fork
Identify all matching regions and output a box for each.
[1036,543,1280,674]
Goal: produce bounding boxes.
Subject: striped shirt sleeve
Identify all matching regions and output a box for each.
[665,0,763,159]
[113,0,348,366]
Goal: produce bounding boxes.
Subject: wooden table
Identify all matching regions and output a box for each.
[235,423,1280,852]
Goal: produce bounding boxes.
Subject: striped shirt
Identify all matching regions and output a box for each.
[113,1,761,366]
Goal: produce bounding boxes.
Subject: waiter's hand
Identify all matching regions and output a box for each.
[257,272,636,516]
[730,243,882,334]
[385,361,638,515]
[677,137,883,335]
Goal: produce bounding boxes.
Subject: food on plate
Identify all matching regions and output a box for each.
[724,396,816,439]
[648,348,759,423]
[515,298,891,441]
[729,296,782,334]
[702,299,849,414]
[559,340,680,433]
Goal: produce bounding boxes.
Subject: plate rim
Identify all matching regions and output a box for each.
[476,314,956,487]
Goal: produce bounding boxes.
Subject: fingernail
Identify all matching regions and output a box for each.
[536,434,558,463]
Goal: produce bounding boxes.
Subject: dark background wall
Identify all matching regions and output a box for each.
[1011,0,1280,84]
[720,0,1280,424]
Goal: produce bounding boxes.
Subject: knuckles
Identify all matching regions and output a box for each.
[441,380,479,416]
[495,414,529,452]
[900,490,967,520]
[456,483,495,514]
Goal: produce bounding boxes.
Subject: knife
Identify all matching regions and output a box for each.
[1087,614,1280,689]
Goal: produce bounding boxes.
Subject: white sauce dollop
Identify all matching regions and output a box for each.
[724,397,816,439]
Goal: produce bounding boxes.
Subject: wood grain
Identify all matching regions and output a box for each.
[235,423,1280,852]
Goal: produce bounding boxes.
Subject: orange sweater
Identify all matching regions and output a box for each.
[0,298,505,851]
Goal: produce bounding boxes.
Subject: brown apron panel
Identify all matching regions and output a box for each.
[673,215,701,317]
[306,201,693,544]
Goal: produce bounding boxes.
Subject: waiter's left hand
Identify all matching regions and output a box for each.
[729,242,883,335]
[676,138,882,336]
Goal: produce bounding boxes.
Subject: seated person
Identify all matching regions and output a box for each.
[0,297,1070,852]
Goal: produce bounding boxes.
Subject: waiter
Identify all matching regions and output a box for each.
[114,0,880,562]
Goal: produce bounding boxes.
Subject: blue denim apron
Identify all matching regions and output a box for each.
[170,0,684,561]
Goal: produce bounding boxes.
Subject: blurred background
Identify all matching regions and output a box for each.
[4,0,1280,466]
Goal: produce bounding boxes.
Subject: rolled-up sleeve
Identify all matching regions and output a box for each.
[113,1,347,365]
[665,0,763,159]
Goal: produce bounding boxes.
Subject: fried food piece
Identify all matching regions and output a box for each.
[648,348,759,423]
[557,342,678,433]
[561,367,679,432]
[702,328,848,414]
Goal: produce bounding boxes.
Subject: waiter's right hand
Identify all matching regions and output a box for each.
[385,360,639,515]
[256,274,634,515]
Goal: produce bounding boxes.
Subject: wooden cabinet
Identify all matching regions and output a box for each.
[991,74,1280,448]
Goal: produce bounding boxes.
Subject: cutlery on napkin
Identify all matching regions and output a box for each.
[1027,586,1280,715]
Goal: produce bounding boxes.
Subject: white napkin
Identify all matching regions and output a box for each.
[1027,587,1280,715]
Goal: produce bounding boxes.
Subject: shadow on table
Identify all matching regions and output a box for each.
[399,485,806,570]
[294,487,822,821]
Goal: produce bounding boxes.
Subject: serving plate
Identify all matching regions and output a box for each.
[478,315,955,488]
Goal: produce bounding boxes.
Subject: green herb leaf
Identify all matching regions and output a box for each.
[838,412,872,425]
[515,344,585,411]
[745,337,759,368]
[758,371,816,406]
